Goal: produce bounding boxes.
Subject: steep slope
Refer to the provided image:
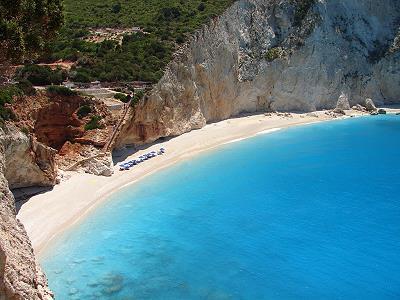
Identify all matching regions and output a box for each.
[116,0,400,146]
[0,124,54,299]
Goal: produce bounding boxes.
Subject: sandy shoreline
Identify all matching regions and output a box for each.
[17,109,398,257]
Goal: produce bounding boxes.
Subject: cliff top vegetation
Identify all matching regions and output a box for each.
[44,0,236,83]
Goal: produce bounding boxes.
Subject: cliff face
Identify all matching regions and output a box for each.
[2,126,57,189]
[0,124,55,299]
[11,92,117,176]
[117,0,400,146]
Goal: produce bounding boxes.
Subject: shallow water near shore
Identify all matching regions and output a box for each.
[42,115,400,299]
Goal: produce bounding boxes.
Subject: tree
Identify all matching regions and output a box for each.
[198,2,206,12]
[0,0,64,64]
[112,3,121,14]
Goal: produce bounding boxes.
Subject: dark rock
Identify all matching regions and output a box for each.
[378,108,387,114]
[333,108,346,115]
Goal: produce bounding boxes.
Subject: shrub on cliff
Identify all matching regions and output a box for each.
[265,47,284,62]
[46,85,77,96]
[0,85,22,106]
[130,90,145,107]
[15,65,67,86]
[77,105,92,118]
[293,0,316,26]
[0,85,19,120]
[0,106,16,121]
[84,115,103,130]
[16,79,36,96]
[114,93,128,102]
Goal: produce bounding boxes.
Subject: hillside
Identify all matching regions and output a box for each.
[46,0,235,83]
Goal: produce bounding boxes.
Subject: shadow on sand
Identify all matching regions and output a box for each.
[13,186,54,213]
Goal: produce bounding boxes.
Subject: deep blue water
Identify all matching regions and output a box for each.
[42,115,400,299]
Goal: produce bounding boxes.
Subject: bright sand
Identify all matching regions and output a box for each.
[17,109,399,256]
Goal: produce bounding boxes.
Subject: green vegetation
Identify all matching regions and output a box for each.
[265,47,284,62]
[15,65,67,86]
[114,93,128,102]
[16,79,36,96]
[77,105,92,118]
[47,0,235,83]
[0,85,22,121]
[130,90,144,107]
[293,0,316,26]
[46,85,77,96]
[0,0,63,63]
[20,126,30,135]
[84,115,103,130]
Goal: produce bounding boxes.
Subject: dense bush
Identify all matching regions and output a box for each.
[112,3,121,14]
[114,93,128,102]
[293,0,316,26]
[0,107,16,121]
[20,126,30,135]
[47,0,235,83]
[198,2,206,11]
[84,115,103,130]
[71,70,91,83]
[0,0,63,63]
[16,79,36,95]
[0,85,22,106]
[265,47,284,62]
[46,85,77,96]
[0,85,21,121]
[77,105,92,118]
[15,65,67,86]
[130,90,144,107]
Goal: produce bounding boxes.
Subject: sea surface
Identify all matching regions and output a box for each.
[42,115,400,299]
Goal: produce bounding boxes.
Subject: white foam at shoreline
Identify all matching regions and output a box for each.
[256,128,282,135]
[224,128,283,145]
[223,137,247,145]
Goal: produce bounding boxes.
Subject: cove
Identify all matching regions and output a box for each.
[42,115,400,299]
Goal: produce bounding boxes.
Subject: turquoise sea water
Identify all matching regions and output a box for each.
[42,115,400,299]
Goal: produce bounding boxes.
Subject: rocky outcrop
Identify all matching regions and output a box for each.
[365,98,377,112]
[116,0,400,147]
[2,125,57,189]
[333,93,351,114]
[65,152,114,177]
[0,123,54,299]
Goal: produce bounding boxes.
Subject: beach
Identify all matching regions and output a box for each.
[17,109,397,256]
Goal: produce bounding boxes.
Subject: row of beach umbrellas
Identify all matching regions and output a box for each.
[119,147,165,171]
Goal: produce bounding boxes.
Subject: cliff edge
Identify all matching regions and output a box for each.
[116,0,400,147]
[0,124,55,299]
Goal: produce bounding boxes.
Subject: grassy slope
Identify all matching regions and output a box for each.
[49,0,235,83]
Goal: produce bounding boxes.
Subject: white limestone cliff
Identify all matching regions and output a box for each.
[116,0,400,147]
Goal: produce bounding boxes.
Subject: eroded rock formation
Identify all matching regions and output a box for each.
[0,123,54,299]
[116,0,400,147]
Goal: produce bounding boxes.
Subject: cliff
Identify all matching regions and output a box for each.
[116,0,400,146]
[11,91,116,176]
[0,124,55,299]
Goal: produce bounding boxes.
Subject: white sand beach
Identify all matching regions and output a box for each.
[17,109,398,256]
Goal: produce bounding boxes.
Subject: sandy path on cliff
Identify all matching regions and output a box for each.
[17,109,398,256]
